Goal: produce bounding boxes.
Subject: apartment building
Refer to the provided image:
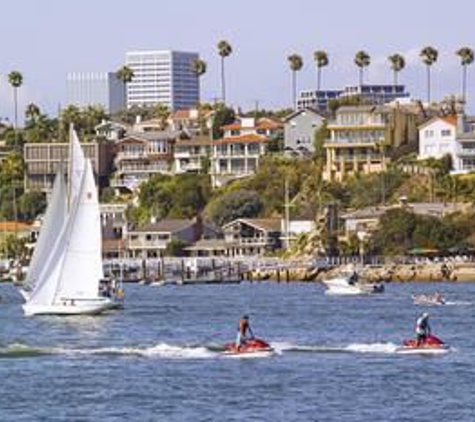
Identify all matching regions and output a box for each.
[125,50,199,110]
[112,131,178,191]
[66,72,126,113]
[24,141,115,192]
[284,108,325,155]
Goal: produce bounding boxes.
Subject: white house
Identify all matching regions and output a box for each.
[418,114,475,173]
[418,116,458,162]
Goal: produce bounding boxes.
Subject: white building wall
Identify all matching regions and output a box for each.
[418,120,457,162]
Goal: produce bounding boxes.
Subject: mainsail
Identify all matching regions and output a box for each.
[68,125,85,208]
[55,159,104,300]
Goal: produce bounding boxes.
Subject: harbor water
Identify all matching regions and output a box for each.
[0,282,474,421]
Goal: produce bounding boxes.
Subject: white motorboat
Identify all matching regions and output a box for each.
[322,272,384,296]
[21,127,120,316]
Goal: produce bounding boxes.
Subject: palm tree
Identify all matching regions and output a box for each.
[456,47,474,103]
[354,51,371,86]
[313,50,329,92]
[217,40,233,104]
[288,54,304,109]
[388,54,406,87]
[420,46,439,103]
[25,103,41,123]
[8,71,23,130]
[116,65,134,85]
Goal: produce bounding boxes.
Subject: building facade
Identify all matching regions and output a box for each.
[284,108,325,155]
[174,137,213,174]
[24,141,115,192]
[112,131,177,191]
[125,50,199,110]
[66,72,126,113]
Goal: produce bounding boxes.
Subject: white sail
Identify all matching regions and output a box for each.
[24,169,68,293]
[68,125,85,207]
[55,159,104,300]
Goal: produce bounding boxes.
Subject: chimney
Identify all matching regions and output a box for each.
[136,115,142,125]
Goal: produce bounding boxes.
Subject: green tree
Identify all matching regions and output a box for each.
[288,54,304,109]
[205,189,263,226]
[18,191,46,222]
[354,51,371,86]
[116,65,134,85]
[8,71,23,131]
[420,46,439,103]
[217,40,233,104]
[164,239,187,257]
[456,47,474,103]
[212,105,235,139]
[388,53,406,86]
[313,50,329,92]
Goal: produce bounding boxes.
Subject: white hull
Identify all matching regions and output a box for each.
[323,276,383,296]
[23,297,115,316]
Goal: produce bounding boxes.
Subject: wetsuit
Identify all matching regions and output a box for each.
[235,318,253,348]
[415,315,431,346]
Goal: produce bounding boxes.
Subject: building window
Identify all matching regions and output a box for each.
[425,130,434,138]
[441,129,452,137]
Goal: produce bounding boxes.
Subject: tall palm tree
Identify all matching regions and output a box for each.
[456,47,474,103]
[288,54,304,109]
[25,103,41,123]
[192,59,207,109]
[354,51,371,86]
[116,65,134,108]
[420,46,439,103]
[217,40,233,104]
[388,53,406,87]
[313,50,329,92]
[8,71,23,130]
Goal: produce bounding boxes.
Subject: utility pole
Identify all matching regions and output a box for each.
[284,179,291,250]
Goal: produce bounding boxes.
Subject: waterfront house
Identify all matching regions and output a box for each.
[284,108,325,156]
[125,218,218,258]
[95,120,128,141]
[112,131,179,191]
[221,218,282,256]
[24,140,115,193]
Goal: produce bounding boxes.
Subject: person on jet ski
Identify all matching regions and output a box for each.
[415,312,431,346]
[236,315,254,350]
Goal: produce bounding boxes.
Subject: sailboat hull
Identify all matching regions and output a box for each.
[23,297,115,316]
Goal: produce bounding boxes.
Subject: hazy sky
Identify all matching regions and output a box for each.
[1,0,475,120]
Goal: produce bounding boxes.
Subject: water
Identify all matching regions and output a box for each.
[0,281,474,421]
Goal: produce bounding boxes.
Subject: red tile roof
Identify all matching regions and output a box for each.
[213,134,268,145]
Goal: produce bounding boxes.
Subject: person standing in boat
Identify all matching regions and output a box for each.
[236,315,254,350]
[415,312,431,346]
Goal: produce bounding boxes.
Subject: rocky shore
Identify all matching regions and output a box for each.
[250,261,475,283]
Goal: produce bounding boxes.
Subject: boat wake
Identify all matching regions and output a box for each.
[271,341,399,355]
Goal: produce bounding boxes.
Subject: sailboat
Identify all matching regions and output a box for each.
[22,127,118,316]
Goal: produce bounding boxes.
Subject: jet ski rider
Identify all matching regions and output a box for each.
[236,315,254,350]
[415,312,431,346]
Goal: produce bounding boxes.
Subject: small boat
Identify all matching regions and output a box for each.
[223,337,274,356]
[322,271,384,296]
[397,334,448,354]
[412,293,445,306]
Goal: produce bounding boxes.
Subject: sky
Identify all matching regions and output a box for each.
[1,0,475,121]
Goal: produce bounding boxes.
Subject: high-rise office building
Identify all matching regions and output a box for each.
[125,50,199,110]
[66,72,126,113]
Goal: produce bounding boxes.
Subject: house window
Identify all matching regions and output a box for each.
[441,129,452,137]
[425,130,434,138]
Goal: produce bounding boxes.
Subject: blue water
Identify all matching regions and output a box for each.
[0,282,474,421]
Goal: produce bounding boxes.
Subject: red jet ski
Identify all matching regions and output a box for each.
[223,337,274,355]
[399,334,448,352]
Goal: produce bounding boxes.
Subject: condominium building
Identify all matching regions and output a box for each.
[297,85,410,111]
[125,50,199,110]
[323,104,419,181]
[174,137,213,174]
[24,141,115,192]
[66,72,126,113]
